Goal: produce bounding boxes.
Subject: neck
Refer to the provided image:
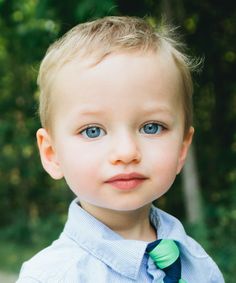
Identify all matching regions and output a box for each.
[80,202,157,242]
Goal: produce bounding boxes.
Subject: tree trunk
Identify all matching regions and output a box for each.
[182,145,203,224]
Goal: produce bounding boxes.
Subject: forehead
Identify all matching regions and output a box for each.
[50,51,183,121]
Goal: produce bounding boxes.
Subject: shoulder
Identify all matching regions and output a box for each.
[17,234,88,283]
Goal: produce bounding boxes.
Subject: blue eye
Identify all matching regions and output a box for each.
[140,123,164,135]
[80,126,105,139]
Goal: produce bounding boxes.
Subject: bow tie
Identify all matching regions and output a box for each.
[146,239,186,283]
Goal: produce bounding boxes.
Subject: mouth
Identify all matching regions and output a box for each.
[105,173,148,190]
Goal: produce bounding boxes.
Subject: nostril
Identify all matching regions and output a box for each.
[109,149,141,165]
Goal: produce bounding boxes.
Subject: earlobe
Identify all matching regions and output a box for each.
[176,126,194,174]
[36,128,64,180]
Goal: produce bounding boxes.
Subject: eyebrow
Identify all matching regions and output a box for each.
[141,104,175,116]
[75,106,105,116]
[74,104,175,118]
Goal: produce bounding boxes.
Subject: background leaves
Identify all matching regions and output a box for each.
[0,0,235,280]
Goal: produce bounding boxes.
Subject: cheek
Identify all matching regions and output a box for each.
[147,142,181,177]
[60,145,103,188]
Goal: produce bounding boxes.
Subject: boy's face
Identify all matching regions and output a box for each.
[37,51,193,216]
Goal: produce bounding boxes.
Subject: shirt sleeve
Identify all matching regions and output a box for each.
[209,259,225,283]
[16,277,41,283]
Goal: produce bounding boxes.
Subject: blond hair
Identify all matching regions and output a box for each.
[37,16,197,135]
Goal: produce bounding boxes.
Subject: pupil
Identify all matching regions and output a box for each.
[87,127,99,137]
[145,123,158,134]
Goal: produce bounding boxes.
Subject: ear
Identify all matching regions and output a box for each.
[36,128,64,180]
[176,126,194,174]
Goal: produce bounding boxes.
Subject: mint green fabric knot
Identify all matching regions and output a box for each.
[146,239,187,283]
[148,239,180,269]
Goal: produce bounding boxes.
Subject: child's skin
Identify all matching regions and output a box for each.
[37,51,194,242]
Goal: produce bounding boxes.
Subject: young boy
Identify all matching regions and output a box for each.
[17,16,224,282]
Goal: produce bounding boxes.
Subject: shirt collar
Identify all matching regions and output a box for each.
[151,206,206,256]
[62,200,198,280]
[63,199,148,280]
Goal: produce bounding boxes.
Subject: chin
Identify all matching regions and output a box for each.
[106,200,152,212]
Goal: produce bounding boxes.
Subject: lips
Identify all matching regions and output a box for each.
[105,173,147,190]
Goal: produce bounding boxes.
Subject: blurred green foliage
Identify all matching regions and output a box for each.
[0,0,235,281]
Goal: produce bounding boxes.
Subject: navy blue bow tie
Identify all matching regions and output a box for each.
[146,239,186,283]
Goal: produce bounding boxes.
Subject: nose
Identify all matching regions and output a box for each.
[108,133,141,165]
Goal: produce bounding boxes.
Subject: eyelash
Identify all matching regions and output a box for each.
[79,124,106,139]
[139,121,167,135]
[78,121,167,139]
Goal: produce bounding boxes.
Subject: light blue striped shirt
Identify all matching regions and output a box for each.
[17,199,224,282]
